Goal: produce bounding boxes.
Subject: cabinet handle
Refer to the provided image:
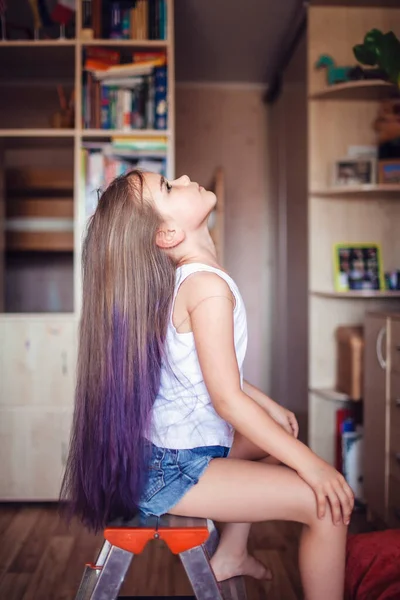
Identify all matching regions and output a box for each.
[396,399,400,407]
[396,453,400,463]
[394,508,400,521]
[376,326,387,370]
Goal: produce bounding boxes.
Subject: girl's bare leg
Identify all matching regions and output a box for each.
[168,437,348,600]
[210,433,277,581]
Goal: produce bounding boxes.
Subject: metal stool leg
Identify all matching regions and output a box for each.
[75,541,113,600]
[203,520,248,600]
[179,544,224,600]
[75,540,133,600]
[220,577,248,600]
[91,544,133,600]
[203,519,219,557]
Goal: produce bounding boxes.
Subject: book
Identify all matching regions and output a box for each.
[132,51,166,64]
[91,62,154,80]
[83,58,168,130]
[100,76,144,87]
[154,65,167,130]
[89,0,167,41]
[92,0,102,37]
[84,46,121,71]
[82,143,167,217]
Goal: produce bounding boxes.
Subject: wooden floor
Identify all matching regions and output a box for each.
[0,503,372,600]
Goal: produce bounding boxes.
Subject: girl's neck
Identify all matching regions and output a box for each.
[172,224,223,271]
[177,254,222,270]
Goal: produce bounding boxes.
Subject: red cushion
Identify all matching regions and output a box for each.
[345,530,400,600]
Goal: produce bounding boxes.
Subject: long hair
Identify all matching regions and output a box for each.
[60,170,176,532]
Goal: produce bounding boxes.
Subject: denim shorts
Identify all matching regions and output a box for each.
[137,443,230,517]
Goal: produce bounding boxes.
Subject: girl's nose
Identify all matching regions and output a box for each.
[175,175,191,185]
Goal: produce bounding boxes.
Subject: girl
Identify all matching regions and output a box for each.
[61,170,354,600]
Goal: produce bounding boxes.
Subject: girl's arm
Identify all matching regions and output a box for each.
[242,380,276,411]
[243,380,299,438]
[185,272,354,522]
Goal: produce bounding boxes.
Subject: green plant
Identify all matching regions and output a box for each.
[353,29,400,86]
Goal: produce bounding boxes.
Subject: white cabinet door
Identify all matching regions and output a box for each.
[0,318,77,499]
[0,406,73,499]
[0,318,77,408]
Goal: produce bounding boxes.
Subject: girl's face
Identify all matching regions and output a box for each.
[143,172,216,232]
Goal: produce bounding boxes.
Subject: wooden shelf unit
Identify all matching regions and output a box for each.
[0,0,176,499]
[0,0,175,277]
[307,5,400,466]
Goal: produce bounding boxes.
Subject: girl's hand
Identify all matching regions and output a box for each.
[297,456,355,525]
[266,402,299,438]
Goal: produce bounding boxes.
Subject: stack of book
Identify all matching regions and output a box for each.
[82,0,167,40]
[83,48,168,130]
[82,136,167,216]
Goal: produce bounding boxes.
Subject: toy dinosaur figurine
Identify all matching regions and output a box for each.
[315,54,353,85]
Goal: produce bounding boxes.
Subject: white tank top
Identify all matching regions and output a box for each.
[147,263,248,450]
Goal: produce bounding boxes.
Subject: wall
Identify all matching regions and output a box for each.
[175,84,272,391]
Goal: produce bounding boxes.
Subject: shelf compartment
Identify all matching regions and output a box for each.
[0,88,75,130]
[311,185,400,196]
[0,46,75,82]
[309,80,398,101]
[311,290,400,299]
[6,168,74,193]
[5,165,74,253]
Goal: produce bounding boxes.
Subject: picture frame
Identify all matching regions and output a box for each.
[333,243,384,292]
[333,158,376,187]
[378,160,400,185]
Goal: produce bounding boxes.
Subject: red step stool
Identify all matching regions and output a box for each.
[75,514,248,600]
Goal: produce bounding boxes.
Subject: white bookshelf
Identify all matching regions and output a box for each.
[0,0,175,499]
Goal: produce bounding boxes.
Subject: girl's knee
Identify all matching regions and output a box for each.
[293,484,349,532]
[307,502,349,534]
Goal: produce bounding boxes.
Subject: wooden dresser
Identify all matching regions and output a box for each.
[364,312,400,527]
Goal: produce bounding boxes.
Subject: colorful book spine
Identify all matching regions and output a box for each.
[100,86,112,129]
[154,65,167,130]
[86,0,168,41]
[122,89,132,131]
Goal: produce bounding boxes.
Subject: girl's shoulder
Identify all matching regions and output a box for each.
[175,263,238,310]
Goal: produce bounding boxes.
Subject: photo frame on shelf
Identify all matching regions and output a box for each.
[378,160,400,184]
[332,157,376,187]
[333,243,384,292]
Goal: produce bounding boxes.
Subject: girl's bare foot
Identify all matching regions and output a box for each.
[210,551,272,582]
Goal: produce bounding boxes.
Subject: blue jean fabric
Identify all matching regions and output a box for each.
[137,443,230,517]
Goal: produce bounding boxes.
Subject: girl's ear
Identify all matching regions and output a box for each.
[156,224,185,249]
